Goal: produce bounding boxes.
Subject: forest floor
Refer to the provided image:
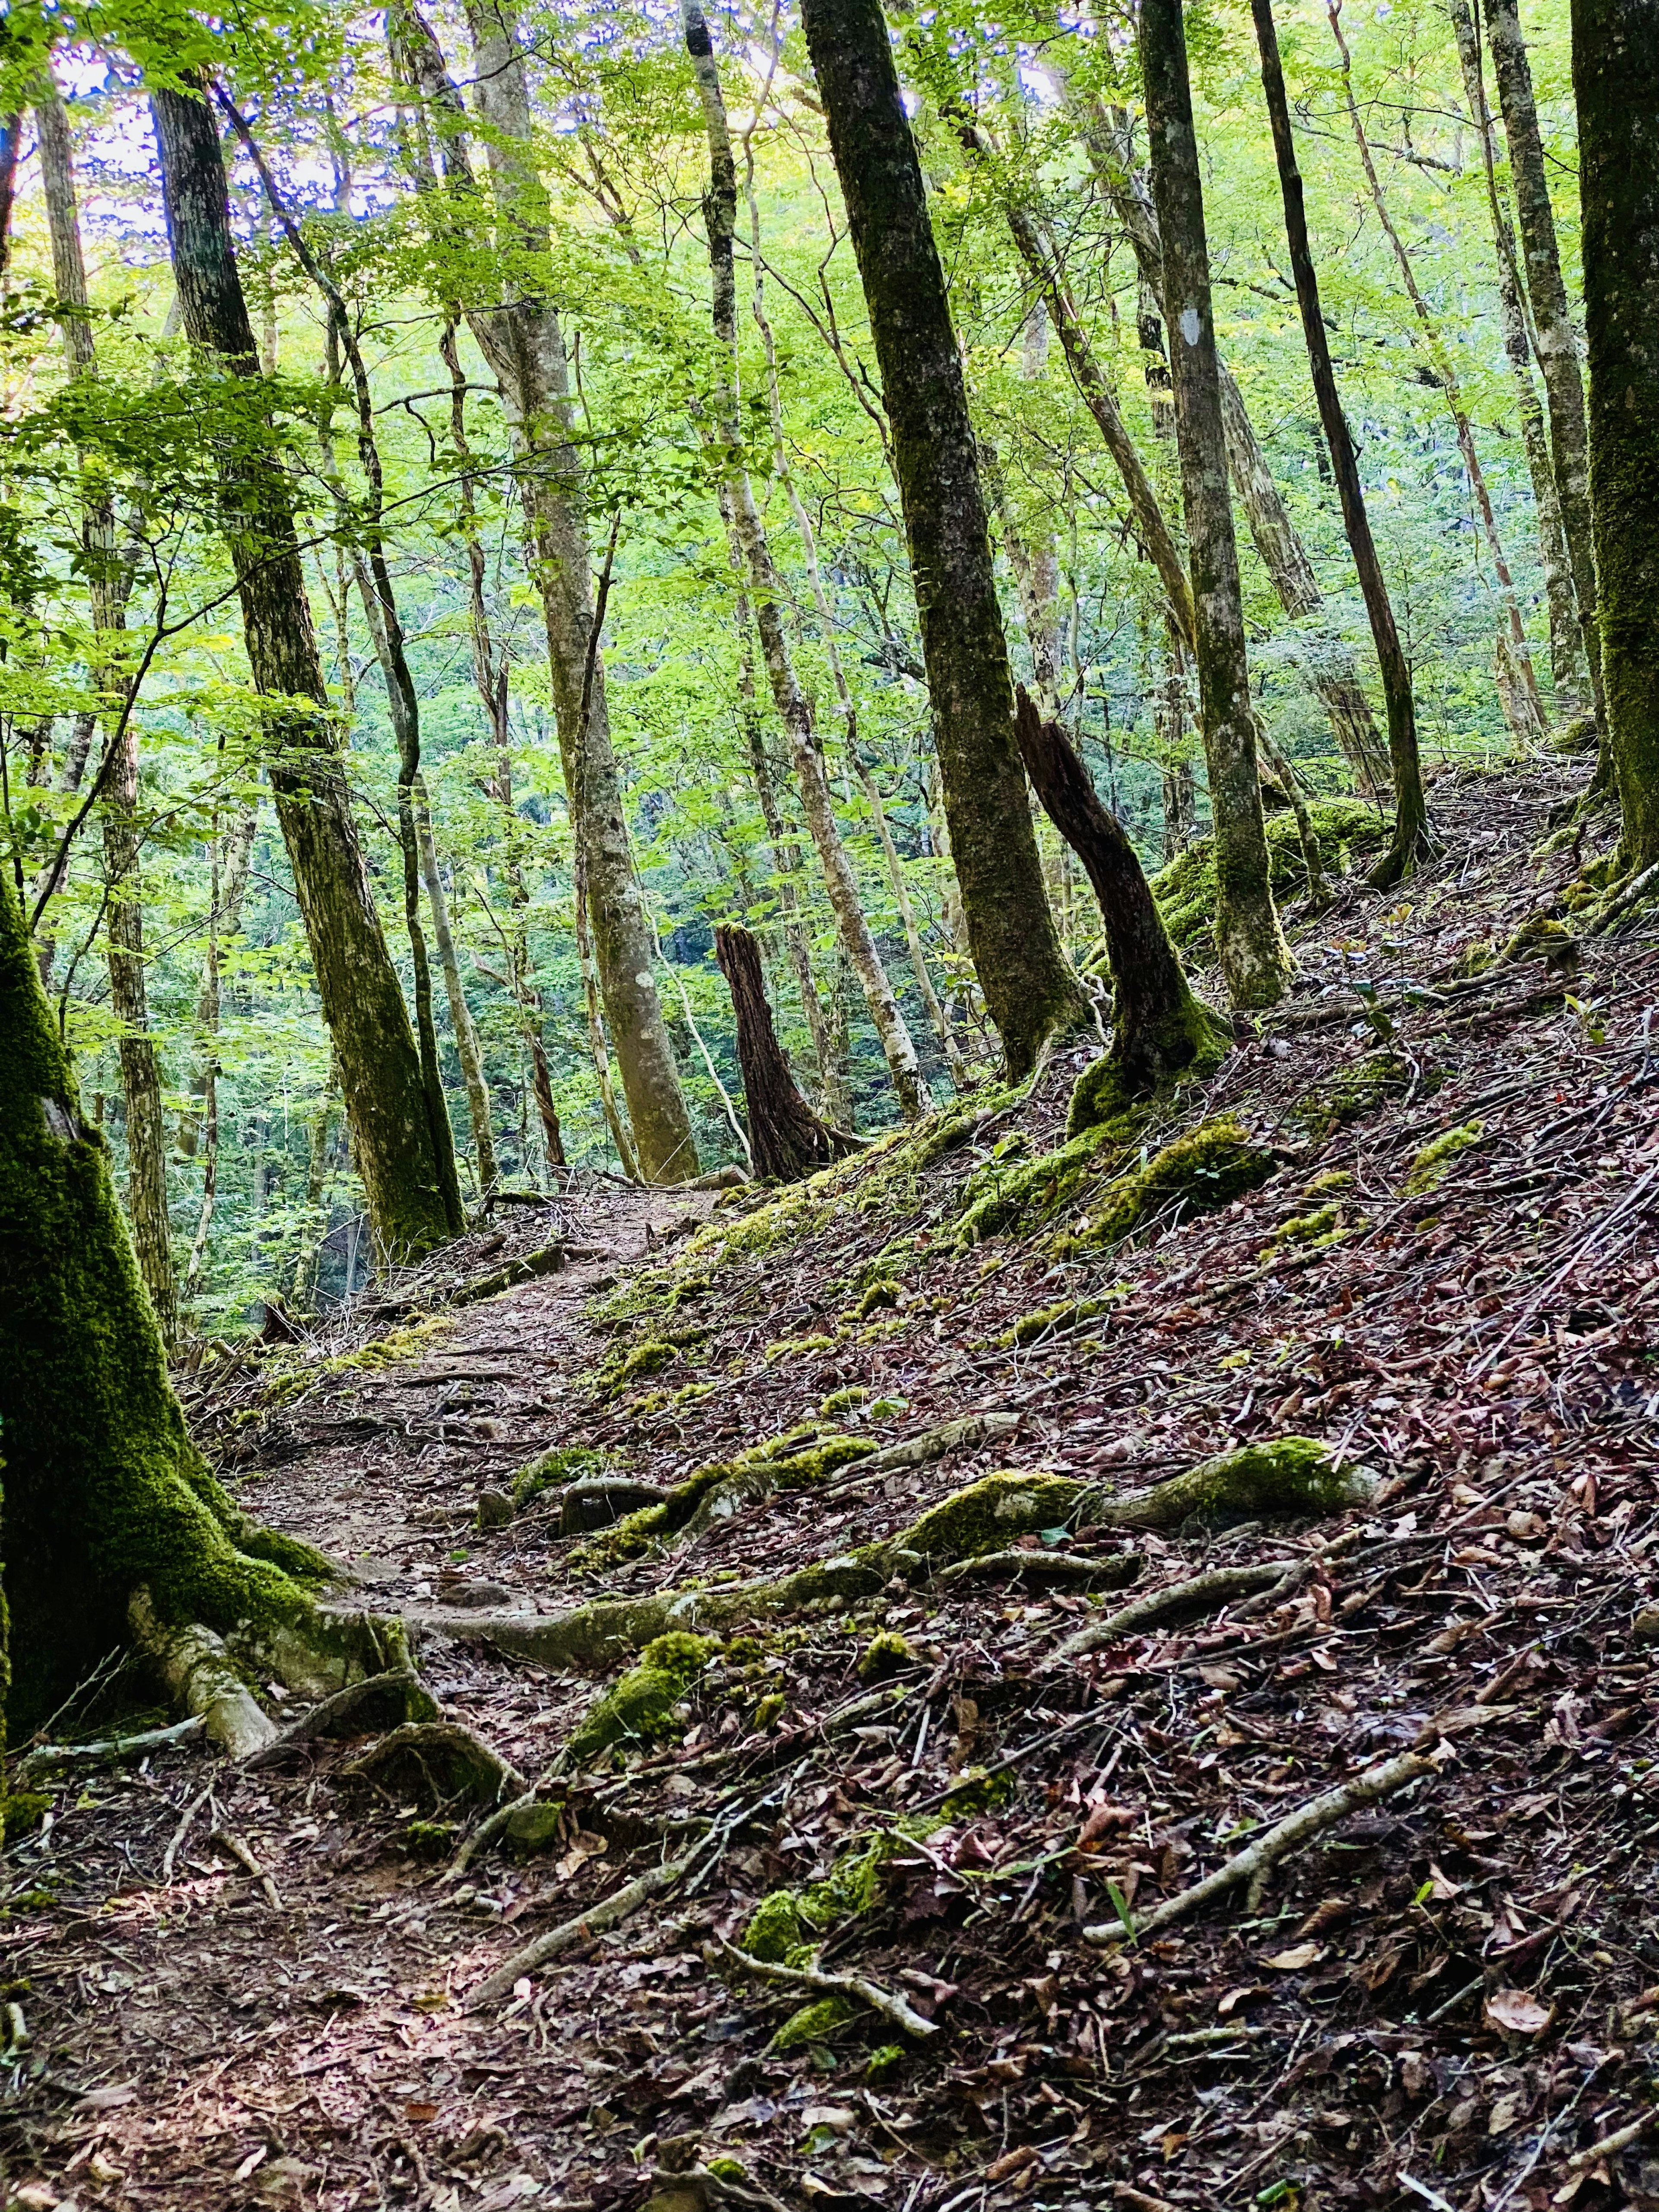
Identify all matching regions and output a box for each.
[6,758,1659,2212]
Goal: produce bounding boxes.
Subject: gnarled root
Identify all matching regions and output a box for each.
[129,1588,278,1760]
[343,1721,526,1806]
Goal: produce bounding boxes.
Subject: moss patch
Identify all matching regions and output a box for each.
[954,1111,1146,1249]
[564,1632,717,1765]
[1258,1203,1344,1263]
[858,1630,915,1682]
[1061,1115,1277,1255]
[1292,1053,1407,1141]
[1102,1436,1371,1531]
[1405,1119,1484,1194]
[570,1426,876,1571]
[772,1996,855,2051]
[1150,798,1385,950]
[897,1469,1087,1559]
[763,1333,838,1366]
[998,1284,1132,1348]
[512,1446,617,1513]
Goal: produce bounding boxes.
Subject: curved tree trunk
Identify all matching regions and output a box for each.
[150,79,455,1261]
[714,924,858,1182]
[1573,0,1659,865]
[1014,691,1224,1104]
[1488,0,1605,732]
[796,0,1090,1078]
[1139,0,1291,1009]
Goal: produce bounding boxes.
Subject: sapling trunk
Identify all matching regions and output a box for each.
[714,924,857,1182]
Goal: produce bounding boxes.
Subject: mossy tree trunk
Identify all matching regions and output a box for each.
[796,0,1091,1078]
[150,79,455,1261]
[1573,0,1659,864]
[1488,0,1605,733]
[0,859,332,1737]
[1014,690,1225,1100]
[1251,0,1432,888]
[714,925,857,1182]
[1138,0,1292,1008]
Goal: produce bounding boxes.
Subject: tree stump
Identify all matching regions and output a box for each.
[714,925,857,1182]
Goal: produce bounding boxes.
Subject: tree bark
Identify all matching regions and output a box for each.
[1573,0,1659,864]
[149,78,455,1260]
[1138,0,1291,1008]
[1014,690,1223,1102]
[413,781,496,1196]
[1325,2,1547,752]
[1083,101,1390,793]
[1487,0,1605,728]
[796,0,1090,1077]
[424,0,697,1182]
[682,0,924,1122]
[714,924,858,1182]
[38,81,178,1349]
[1252,0,1432,886]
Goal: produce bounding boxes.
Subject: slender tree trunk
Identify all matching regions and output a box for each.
[413,780,496,1196]
[682,0,923,1122]
[38,80,177,1349]
[1252,0,1432,885]
[1015,690,1223,1103]
[1573,0,1659,864]
[715,924,857,1181]
[150,79,454,1260]
[1139,0,1291,1007]
[1326,3,1547,750]
[423,0,697,1182]
[1084,100,1390,793]
[290,1055,341,1308]
[1448,0,1588,717]
[179,800,253,1162]
[573,858,640,1180]
[796,0,1090,1077]
[1487,0,1605,731]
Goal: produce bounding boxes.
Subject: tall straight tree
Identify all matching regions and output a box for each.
[415,0,698,1184]
[680,0,924,1122]
[1573,0,1659,866]
[1487,0,1604,731]
[36,80,178,1345]
[1250,0,1431,886]
[795,0,1090,1079]
[149,78,455,1259]
[1138,0,1291,1007]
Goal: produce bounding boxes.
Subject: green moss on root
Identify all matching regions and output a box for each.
[954,1110,1146,1249]
[564,1632,717,1765]
[858,1630,915,1682]
[1150,798,1385,950]
[763,1333,838,1366]
[772,1996,855,2051]
[1405,1119,1484,1194]
[896,1469,1087,1559]
[1066,998,1230,1139]
[1258,1203,1343,1262]
[1101,1436,1372,1531]
[512,1446,616,1513]
[569,1427,874,1571]
[998,1284,1132,1348]
[1059,1115,1277,1255]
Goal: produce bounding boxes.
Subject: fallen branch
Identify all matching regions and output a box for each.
[1053,1560,1294,1661]
[16,1714,205,1777]
[715,1936,939,2040]
[243,1669,422,1769]
[467,1857,689,2009]
[210,1827,282,1910]
[1082,1750,1434,1946]
[1565,2110,1659,2174]
[160,1776,219,1884]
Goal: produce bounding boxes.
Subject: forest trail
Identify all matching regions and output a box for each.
[6,762,1659,2212]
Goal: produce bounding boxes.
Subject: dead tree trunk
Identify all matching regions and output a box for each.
[714,925,858,1183]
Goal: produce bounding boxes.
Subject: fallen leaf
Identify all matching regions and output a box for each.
[1217,1983,1269,2017]
[73,2084,137,2112]
[1264,1942,1326,1970]
[985,2146,1039,2183]
[1484,1986,1554,2036]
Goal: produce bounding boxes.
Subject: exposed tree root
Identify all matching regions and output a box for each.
[468,1857,690,2009]
[714,1937,940,2041]
[343,1721,526,1805]
[15,1714,206,1779]
[940,1548,1144,1591]
[129,1591,278,1759]
[1093,1437,1373,1532]
[243,1668,428,1769]
[1052,1560,1295,1660]
[1082,1750,1433,1945]
[210,1826,282,1909]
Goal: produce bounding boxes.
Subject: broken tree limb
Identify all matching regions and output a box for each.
[242,1668,424,1769]
[15,1714,205,1777]
[467,1856,690,2009]
[210,1827,282,1910]
[1052,1560,1294,1660]
[128,1589,279,1760]
[1082,1750,1434,1946]
[715,1937,939,2040]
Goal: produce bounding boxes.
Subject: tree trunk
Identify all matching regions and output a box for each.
[149,79,455,1261]
[435,0,697,1183]
[0,859,337,1737]
[714,924,858,1182]
[1014,691,1224,1105]
[1252,0,1432,886]
[1488,0,1605,730]
[1325,4,1547,753]
[38,81,178,1349]
[1573,0,1659,864]
[1083,100,1391,794]
[682,0,924,1123]
[413,782,497,1197]
[796,0,1090,1078]
[1139,0,1291,1008]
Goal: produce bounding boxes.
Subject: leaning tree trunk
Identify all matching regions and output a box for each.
[1488,0,1605,733]
[448,0,699,1184]
[1573,0,1659,867]
[714,924,858,1182]
[1014,691,1226,1107]
[150,79,455,1260]
[38,81,178,1348]
[1251,0,1431,887]
[0,857,347,1743]
[796,0,1090,1078]
[1139,0,1291,1009]
[682,0,924,1123]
